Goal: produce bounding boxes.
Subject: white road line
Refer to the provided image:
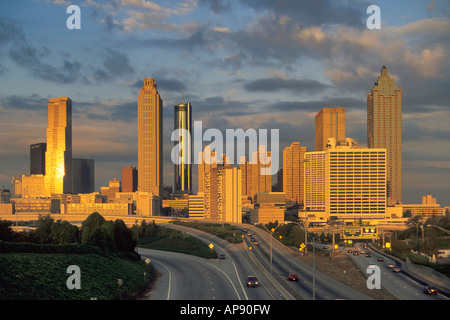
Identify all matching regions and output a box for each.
[152,260,172,300]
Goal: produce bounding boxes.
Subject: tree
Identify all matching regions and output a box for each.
[34,214,55,244]
[51,220,79,244]
[0,220,13,241]
[80,212,106,244]
[113,219,136,252]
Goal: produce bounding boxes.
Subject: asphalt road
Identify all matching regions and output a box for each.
[346,243,449,300]
[138,222,449,301]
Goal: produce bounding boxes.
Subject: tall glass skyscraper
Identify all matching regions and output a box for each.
[174,102,192,194]
[368,66,402,205]
[45,97,72,195]
[138,78,163,196]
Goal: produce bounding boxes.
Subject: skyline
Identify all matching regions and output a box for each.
[1,1,450,206]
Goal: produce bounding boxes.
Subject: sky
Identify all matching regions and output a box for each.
[0,0,449,206]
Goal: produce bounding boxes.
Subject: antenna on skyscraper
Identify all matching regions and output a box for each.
[182,83,185,104]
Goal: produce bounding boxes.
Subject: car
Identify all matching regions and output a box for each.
[365,252,371,257]
[360,250,366,254]
[347,249,353,253]
[219,254,226,259]
[423,285,438,295]
[323,246,328,250]
[288,273,299,281]
[353,250,359,256]
[251,238,255,242]
[253,241,259,245]
[247,233,251,236]
[387,264,395,269]
[246,276,259,287]
[377,257,384,261]
[393,267,402,273]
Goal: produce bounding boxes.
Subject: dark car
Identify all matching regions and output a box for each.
[423,286,438,295]
[288,273,299,281]
[246,276,259,287]
[365,252,371,257]
[219,254,226,259]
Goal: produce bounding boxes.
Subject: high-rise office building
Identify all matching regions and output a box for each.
[198,145,218,194]
[45,97,72,195]
[304,138,387,224]
[239,145,272,200]
[204,166,242,223]
[138,78,163,196]
[174,102,192,194]
[30,143,46,175]
[72,158,95,194]
[122,166,138,193]
[283,142,306,205]
[315,107,346,151]
[367,66,402,205]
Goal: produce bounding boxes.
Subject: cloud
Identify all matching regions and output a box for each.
[244,77,330,95]
[92,48,135,82]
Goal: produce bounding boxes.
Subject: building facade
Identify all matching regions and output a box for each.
[368,66,402,205]
[174,102,192,194]
[45,97,73,195]
[72,158,94,194]
[315,107,345,151]
[30,142,46,175]
[122,166,138,193]
[283,142,306,205]
[304,138,387,224]
[138,78,163,196]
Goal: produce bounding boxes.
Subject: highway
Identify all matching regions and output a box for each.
[344,243,449,300]
[138,222,449,301]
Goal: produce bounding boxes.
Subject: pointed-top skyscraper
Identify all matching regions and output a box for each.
[138,78,163,196]
[367,66,402,205]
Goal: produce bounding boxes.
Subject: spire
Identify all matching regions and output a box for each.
[182,83,185,104]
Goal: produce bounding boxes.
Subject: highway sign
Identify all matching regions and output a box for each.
[343,226,378,239]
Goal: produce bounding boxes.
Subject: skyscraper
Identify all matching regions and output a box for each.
[367,66,402,205]
[283,142,306,205]
[45,97,72,195]
[315,107,346,151]
[138,78,163,196]
[122,166,138,193]
[72,158,94,194]
[30,142,46,175]
[174,102,192,194]
[304,138,387,225]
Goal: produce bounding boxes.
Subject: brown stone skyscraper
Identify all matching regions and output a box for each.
[283,142,306,205]
[315,107,346,151]
[368,66,402,205]
[45,97,72,195]
[138,78,163,196]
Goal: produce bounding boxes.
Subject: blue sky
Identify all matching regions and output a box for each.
[1,0,449,206]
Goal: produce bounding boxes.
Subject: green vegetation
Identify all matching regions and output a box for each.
[132,220,218,259]
[0,213,154,300]
[0,249,154,300]
[171,220,243,244]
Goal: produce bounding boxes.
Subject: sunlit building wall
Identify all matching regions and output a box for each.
[315,107,345,151]
[283,142,306,205]
[138,78,163,196]
[45,97,72,195]
[368,66,402,205]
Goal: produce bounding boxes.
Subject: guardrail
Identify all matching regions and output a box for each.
[367,244,450,298]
